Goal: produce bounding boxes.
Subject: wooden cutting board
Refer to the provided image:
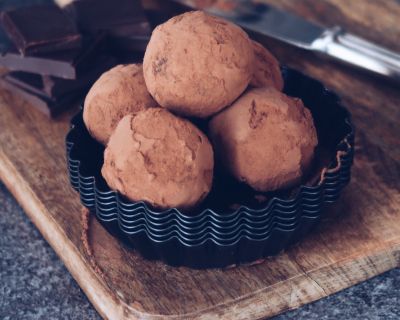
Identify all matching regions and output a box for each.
[1,1,400,319]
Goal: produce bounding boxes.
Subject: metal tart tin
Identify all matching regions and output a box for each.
[66,68,354,268]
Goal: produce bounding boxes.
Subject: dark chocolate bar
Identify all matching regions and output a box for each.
[4,71,45,97]
[0,34,105,79]
[0,23,11,54]
[106,21,151,38]
[0,0,51,13]
[5,55,116,99]
[64,0,152,55]
[0,76,82,117]
[104,21,151,54]
[1,4,82,55]
[65,0,149,34]
[111,36,149,53]
[42,55,116,97]
[0,46,85,79]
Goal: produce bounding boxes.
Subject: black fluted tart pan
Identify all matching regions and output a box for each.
[66,68,354,268]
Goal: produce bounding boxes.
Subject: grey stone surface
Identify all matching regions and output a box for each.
[0,182,399,319]
[273,269,400,320]
[0,182,100,320]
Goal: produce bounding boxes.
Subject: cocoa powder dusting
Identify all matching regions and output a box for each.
[250,40,284,91]
[248,99,268,129]
[143,11,254,118]
[83,64,158,145]
[101,109,214,210]
[209,87,318,192]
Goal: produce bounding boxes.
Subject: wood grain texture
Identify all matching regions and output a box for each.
[0,0,400,319]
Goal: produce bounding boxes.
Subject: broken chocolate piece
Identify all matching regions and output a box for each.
[0,45,86,79]
[0,24,11,54]
[106,21,151,38]
[1,4,81,55]
[0,76,82,117]
[0,35,105,79]
[110,36,149,53]
[42,55,117,97]
[65,0,149,34]
[4,72,45,97]
[65,0,151,54]
[5,55,116,99]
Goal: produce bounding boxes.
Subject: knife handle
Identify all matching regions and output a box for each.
[312,27,400,80]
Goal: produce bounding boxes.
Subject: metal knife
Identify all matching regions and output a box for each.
[171,0,400,80]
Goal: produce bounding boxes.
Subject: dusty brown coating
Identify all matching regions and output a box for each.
[102,108,214,210]
[209,87,318,192]
[143,11,254,118]
[250,41,284,91]
[83,64,158,145]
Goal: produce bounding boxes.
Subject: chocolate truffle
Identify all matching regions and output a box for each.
[83,64,157,145]
[209,87,318,192]
[102,108,214,210]
[250,41,284,91]
[143,11,254,118]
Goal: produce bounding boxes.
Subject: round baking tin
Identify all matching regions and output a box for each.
[66,67,354,268]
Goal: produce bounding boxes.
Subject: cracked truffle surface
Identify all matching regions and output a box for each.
[143,11,254,118]
[250,41,284,91]
[83,64,158,145]
[209,87,318,192]
[102,108,214,210]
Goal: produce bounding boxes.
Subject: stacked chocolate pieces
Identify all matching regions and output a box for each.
[65,0,152,53]
[0,0,152,117]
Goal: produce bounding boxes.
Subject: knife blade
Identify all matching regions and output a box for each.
[171,0,400,80]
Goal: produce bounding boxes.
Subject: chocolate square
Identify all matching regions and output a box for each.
[0,34,105,79]
[106,21,151,38]
[42,55,117,97]
[65,0,149,34]
[1,4,82,55]
[4,71,45,97]
[4,55,116,99]
[0,75,82,117]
